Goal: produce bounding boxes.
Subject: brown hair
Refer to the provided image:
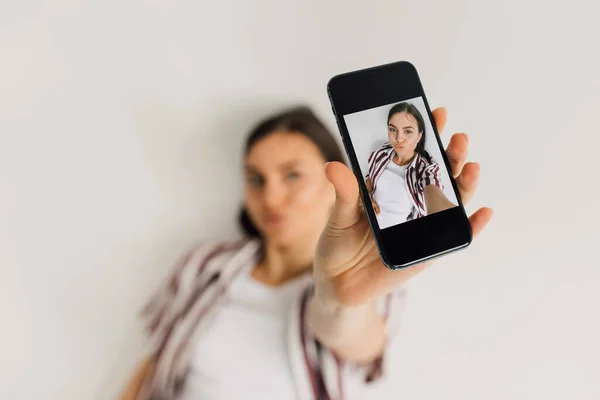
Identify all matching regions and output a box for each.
[388,102,432,161]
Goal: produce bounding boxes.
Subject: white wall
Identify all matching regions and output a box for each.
[1,1,599,399]
[344,96,459,205]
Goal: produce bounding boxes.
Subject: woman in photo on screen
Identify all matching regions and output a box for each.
[119,106,492,400]
[366,102,459,229]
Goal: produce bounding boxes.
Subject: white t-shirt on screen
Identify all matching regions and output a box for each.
[373,161,413,229]
[179,267,312,400]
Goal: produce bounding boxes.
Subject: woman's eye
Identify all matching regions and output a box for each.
[388,127,396,133]
[247,175,264,186]
[404,130,413,135]
[286,171,300,181]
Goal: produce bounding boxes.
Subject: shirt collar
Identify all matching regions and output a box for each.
[388,149,421,170]
[408,152,421,169]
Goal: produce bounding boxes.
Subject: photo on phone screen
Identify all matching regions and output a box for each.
[343,96,459,230]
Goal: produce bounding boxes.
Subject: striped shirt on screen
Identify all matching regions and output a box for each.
[367,143,444,221]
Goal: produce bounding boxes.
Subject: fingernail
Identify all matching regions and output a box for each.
[462,133,469,141]
[324,162,330,170]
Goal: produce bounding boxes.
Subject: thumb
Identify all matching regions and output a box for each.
[325,162,361,229]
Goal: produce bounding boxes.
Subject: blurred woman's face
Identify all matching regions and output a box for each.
[387,111,423,160]
[244,131,335,248]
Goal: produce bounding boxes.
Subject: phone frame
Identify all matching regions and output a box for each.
[327,61,472,269]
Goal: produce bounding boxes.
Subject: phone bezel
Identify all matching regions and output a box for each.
[327,61,472,269]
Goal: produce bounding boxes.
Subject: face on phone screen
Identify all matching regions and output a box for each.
[343,97,459,230]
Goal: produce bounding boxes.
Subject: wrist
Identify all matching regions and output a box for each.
[308,289,383,353]
[313,280,340,311]
[313,279,374,315]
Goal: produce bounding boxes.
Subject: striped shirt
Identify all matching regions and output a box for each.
[138,240,406,400]
[367,143,444,221]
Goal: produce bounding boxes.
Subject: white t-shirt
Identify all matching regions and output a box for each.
[373,161,413,229]
[180,267,312,400]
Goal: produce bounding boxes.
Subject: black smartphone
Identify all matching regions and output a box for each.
[327,61,472,269]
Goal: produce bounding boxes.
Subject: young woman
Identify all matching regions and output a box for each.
[120,106,492,400]
[366,102,457,229]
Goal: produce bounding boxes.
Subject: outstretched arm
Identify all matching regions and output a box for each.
[423,184,456,214]
[308,108,493,364]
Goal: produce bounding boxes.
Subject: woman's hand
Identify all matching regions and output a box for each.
[314,108,493,307]
[371,197,381,215]
[365,177,381,215]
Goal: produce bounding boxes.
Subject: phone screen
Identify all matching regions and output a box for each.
[342,97,459,230]
[328,61,472,269]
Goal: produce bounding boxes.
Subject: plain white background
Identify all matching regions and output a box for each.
[1,1,599,399]
[343,96,459,206]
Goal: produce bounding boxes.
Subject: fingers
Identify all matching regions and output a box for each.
[325,162,361,229]
[457,162,480,205]
[446,133,469,177]
[432,107,447,135]
[469,207,494,237]
[434,107,470,178]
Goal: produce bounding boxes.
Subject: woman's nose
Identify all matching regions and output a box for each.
[262,180,287,209]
